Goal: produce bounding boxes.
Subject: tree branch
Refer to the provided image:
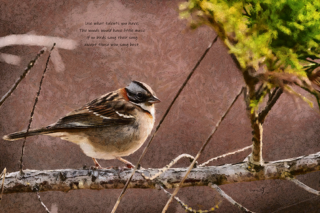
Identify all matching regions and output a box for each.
[142,144,251,181]
[255,83,267,101]
[2,151,320,194]
[36,191,51,213]
[0,168,6,204]
[160,185,221,213]
[19,44,56,173]
[210,184,254,213]
[0,48,46,108]
[249,105,264,166]
[242,68,265,166]
[199,145,251,167]
[258,87,283,124]
[287,178,320,196]
[142,154,196,180]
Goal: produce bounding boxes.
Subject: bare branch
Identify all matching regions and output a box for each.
[142,145,252,181]
[111,35,219,213]
[142,154,196,180]
[36,191,51,213]
[0,48,46,108]
[19,44,56,173]
[199,145,252,167]
[258,87,283,124]
[1,150,320,194]
[242,87,251,121]
[0,34,77,50]
[0,168,6,204]
[287,177,320,196]
[267,87,280,104]
[162,87,244,213]
[210,184,254,213]
[160,185,221,213]
[255,83,267,101]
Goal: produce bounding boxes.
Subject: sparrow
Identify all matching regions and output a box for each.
[3,81,160,169]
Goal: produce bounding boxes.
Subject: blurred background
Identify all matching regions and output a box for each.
[0,0,319,212]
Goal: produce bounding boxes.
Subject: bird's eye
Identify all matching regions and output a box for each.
[136,93,143,98]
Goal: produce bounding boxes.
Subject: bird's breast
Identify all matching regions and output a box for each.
[52,106,155,160]
[83,108,154,159]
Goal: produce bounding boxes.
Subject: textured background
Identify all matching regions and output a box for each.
[0,0,320,212]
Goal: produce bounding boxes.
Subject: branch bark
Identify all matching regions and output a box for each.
[249,111,264,166]
[242,68,265,166]
[2,151,320,194]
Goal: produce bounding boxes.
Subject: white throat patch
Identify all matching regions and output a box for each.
[132,102,155,118]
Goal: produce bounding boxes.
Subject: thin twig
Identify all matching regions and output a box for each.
[142,145,251,180]
[160,185,221,213]
[287,177,320,195]
[296,83,320,109]
[142,154,196,180]
[270,195,319,213]
[267,87,279,104]
[19,44,55,173]
[111,35,219,213]
[258,87,283,124]
[255,83,266,100]
[0,168,6,204]
[0,48,46,107]
[210,184,255,213]
[36,191,51,213]
[199,145,252,167]
[243,87,250,112]
[161,87,244,213]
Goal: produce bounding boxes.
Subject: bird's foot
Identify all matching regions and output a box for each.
[116,157,144,169]
[91,165,103,170]
[115,166,132,175]
[91,158,107,170]
[91,165,116,170]
[125,163,134,169]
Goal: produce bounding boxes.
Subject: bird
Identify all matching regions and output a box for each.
[3,81,160,169]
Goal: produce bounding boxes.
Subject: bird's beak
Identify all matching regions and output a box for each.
[148,96,161,103]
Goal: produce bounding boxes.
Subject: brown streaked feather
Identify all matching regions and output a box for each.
[50,90,136,129]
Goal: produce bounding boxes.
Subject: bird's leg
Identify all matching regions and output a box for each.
[116,157,135,169]
[92,158,103,169]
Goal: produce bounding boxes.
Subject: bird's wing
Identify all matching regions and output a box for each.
[51,90,136,129]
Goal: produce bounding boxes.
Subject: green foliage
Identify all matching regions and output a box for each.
[180,0,320,108]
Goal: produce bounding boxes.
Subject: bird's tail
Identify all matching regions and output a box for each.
[2,127,55,141]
